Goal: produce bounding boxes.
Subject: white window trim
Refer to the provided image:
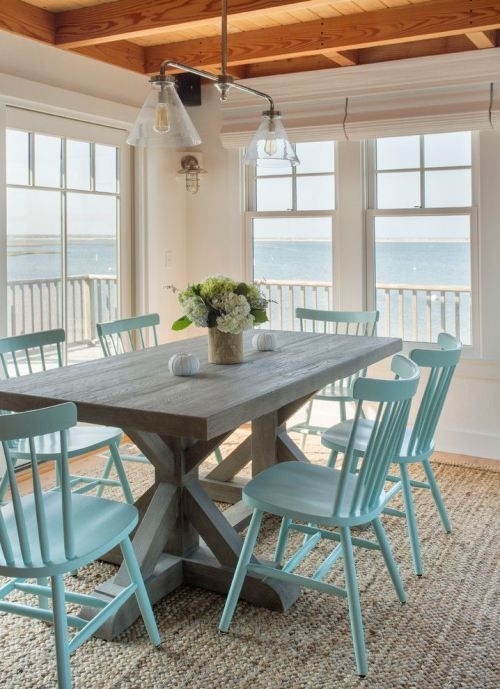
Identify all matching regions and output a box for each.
[364,134,479,355]
[1,105,133,337]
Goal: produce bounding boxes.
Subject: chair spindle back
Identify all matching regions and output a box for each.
[0,329,65,379]
[337,355,419,517]
[406,332,462,457]
[0,403,78,567]
[97,314,160,357]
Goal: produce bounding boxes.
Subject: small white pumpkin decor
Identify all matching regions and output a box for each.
[168,353,200,376]
[252,332,277,351]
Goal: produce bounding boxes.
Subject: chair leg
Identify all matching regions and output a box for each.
[339,400,347,422]
[107,442,134,504]
[95,454,115,497]
[214,447,223,464]
[274,516,293,565]
[0,464,12,503]
[37,576,50,609]
[327,449,339,468]
[422,458,452,533]
[340,526,368,677]
[399,463,424,576]
[371,518,406,602]
[219,509,264,632]
[51,574,73,689]
[300,400,314,450]
[120,537,161,646]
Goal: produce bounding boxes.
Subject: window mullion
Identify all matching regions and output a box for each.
[420,135,425,208]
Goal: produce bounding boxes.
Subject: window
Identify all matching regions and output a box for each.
[367,132,475,345]
[247,141,336,330]
[3,109,131,363]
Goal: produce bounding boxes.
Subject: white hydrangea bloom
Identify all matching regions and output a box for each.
[216,293,254,333]
[182,296,209,327]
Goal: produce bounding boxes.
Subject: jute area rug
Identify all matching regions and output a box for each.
[0,434,498,689]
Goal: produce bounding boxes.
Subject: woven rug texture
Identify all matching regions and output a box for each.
[0,434,498,689]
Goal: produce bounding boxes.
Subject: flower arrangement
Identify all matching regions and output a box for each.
[171,276,269,335]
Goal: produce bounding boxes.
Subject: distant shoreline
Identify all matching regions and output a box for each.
[254,238,468,243]
[8,236,468,245]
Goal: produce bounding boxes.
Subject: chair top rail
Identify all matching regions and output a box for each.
[0,330,65,378]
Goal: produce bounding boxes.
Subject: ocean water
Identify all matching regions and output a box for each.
[8,237,470,287]
[254,240,470,286]
[7,237,117,281]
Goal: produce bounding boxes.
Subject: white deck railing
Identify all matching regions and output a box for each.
[7,276,471,345]
[7,275,118,345]
[256,279,471,344]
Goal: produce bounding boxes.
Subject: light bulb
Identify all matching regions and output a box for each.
[263,118,277,156]
[264,135,277,156]
[153,84,170,133]
[153,102,169,133]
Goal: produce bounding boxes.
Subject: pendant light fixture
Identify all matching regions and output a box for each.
[127,0,299,167]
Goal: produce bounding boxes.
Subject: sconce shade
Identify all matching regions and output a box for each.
[244,111,299,167]
[127,79,201,148]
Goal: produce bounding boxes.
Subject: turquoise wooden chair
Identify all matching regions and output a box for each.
[322,332,462,576]
[0,330,133,504]
[0,403,160,689]
[289,308,379,447]
[219,354,420,677]
[97,313,223,465]
[97,313,160,356]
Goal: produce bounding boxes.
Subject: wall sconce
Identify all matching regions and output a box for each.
[178,154,206,194]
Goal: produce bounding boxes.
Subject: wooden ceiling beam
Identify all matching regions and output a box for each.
[54,0,320,49]
[322,50,358,67]
[465,30,496,49]
[0,0,55,44]
[72,41,146,74]
[144,0,500,74]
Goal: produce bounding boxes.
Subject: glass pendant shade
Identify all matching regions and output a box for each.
[127,79,201,148]
[244,112,299,167]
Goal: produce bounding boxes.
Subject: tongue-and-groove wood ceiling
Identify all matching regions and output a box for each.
[1,1,500,79]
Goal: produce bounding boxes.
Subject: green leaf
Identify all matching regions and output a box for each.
[235,282,249,296]
[252,309,268,324]
[171,316,192,331]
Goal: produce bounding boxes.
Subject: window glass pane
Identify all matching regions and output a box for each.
[67,193,117,276]
[6,129,30,185]
[374,215,471,344]
[34,134,62,188]
[253,217,333,329]
[296,142,334,173]
[377,171,420,209]
[66,139,91,190]
[424,132,471,168]
[5,122,122,361]
[376,136,420,170]
[256,177,292,211]
[7,187,62,283]
[253,217,332,281]
[297,175,335,210]
[425,169,471,207]
[95,144,118,193]
[66,193,118,354]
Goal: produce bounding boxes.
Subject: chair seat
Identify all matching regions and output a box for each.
[322,420,433,463]
[0,492,138,576]
[243,461,386,527]
[9,424,123,460]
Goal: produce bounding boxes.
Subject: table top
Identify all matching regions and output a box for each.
[0,330,401,440]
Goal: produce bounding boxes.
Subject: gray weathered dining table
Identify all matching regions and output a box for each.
[0,329,401,638]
